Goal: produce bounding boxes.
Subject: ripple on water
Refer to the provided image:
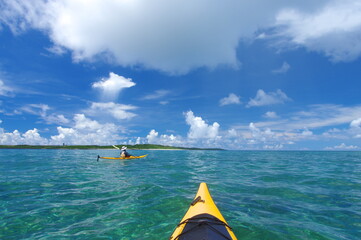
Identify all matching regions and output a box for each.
[0,149,360,239]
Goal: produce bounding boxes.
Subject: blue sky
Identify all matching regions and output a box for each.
[1,0,361,150]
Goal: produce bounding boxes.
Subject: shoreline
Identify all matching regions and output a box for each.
[0,144,224,151]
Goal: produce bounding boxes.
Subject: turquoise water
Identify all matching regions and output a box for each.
[1,150,360,240]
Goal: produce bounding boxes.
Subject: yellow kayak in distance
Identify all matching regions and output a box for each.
[170,182,237,240]
[97,154,148,161]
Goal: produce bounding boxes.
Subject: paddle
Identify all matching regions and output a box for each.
[112,145,120,150]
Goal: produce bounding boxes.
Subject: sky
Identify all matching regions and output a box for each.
[1,0,361,150]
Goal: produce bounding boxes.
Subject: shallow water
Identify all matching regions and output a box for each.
[0,149,360,239]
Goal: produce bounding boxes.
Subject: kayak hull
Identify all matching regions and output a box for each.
[97,154,148,160]
[170,182,237,240]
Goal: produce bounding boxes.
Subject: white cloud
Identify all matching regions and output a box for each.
[146,112,224,148]
[274,0,361,62]
[44,114,69,125]
[263,144,284,150]
[219,93,241,106]
[0,0,249,74]
[243,122,319,149]
[249,122,280,143]
[247,89,291,107]
[325,143,359,150]
[350,117,361,128]
[21,104,50,116]
[228,104,361,148]
[45,45,66,55]
[72,114,102,130]
[301,128,313,136]
[0,124,153,146]
[20,104,70,125]
[241,104,361,132]
[0,114,124,146]
[185,111,219,139]
[264,111,279,119]
[142,90,170,100]
[0,80,14,96]
[227,129,238,138]
[160,101,169,105]
[272,62,290,74]
[92,72,135,101]
[0,128,48,145]
[146,129,181,146]
[146,129,159,144]
[86,102,137,121]
[287,105,361,130]
[350,117,361,138]
[4,1,361,72]
[2,0,336,74]
[50,114,123,145]
[22,129,48,144]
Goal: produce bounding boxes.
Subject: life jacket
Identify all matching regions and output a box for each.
[121,150,131,157]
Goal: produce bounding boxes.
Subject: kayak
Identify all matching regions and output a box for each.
[97,154,148,161]
[170,182,237,240]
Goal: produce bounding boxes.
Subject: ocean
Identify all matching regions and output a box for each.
[0,149,360,239]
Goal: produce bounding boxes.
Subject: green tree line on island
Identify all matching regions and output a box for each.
[0,144,223,150]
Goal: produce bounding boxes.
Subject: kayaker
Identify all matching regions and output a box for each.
[120,146,131,158]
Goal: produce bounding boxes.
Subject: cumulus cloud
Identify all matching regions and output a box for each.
[249,122,278,143]
[325,143,359,150]
[219,93,241,106]
[92,72,135,101]
[72,114,103,130]
[0,0,249,74]
[350,117,361,128]
[50,114,123,145]
[274,0,361,62]
[226,129,239,138]
[350,117,361,138]
[272,62,290,74]
[146,129,180,146]
[245,122,316,149]
[0,112,128,145]
[3,0,342,74]
[247,89,291,107]
[146,129,159,143]
[146,112,223,148]
[85,102,137,121]
[185,111,219,139]
[0,128,48,145]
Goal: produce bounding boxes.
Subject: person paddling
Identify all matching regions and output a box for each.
[120,146,131,158]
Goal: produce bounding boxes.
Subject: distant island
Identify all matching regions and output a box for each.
[0,144,223,151]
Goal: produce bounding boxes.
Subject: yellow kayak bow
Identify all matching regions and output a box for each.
[170,182,237,240]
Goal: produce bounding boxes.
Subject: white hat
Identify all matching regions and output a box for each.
[121,146,127,150]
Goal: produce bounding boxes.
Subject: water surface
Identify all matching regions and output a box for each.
[1,149,360,239]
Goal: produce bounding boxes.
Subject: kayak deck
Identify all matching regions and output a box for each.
[170,182,237,240]
[97,154,148,161]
